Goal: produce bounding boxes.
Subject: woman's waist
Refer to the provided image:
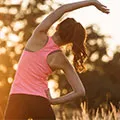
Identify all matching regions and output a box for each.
[10,81,48,99]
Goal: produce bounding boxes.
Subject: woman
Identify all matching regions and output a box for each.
[4,0,109,119]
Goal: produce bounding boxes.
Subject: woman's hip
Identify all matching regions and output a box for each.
[4,93,55,120]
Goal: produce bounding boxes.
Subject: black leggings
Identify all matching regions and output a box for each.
[4,94,55,120]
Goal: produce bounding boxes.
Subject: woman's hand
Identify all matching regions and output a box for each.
[91,0,110,14]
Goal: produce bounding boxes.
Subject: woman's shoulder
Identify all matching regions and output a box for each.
[47,50,71,71]
[25,32,48,52]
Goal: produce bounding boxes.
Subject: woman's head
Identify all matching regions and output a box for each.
[56,18,87,73]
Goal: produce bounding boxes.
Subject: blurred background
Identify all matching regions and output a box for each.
[0,0,120,119]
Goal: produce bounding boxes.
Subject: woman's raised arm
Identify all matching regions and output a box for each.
[34,0,109,34]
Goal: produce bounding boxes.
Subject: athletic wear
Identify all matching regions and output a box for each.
[4,94,55,120]
[4,36,60,119]
[10,36,60,99]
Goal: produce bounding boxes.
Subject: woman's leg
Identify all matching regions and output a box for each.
[27,95,55,120]
[4,94,29,120]
[4,94,55,120]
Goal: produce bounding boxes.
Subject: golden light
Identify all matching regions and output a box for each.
[62,89,68,95]
[0,20,4,27]
[9,7,18,15]
[96,39,103,47]
[8,33,20,42]
[11,0,22,4]
[48,79,60,98]
[9,52,15,58]
[85,64,95,71]
[8,77,13,84]
[12,21,26,31]
[107,48,114,58]
[88,40,96,46]
[15,44,24,54]
[0,64,7,73]
[0,7,8,14]
[21,0,29,11]
[2,26,10,34]
[7,41,16,47]
[101,55,110,63]
[0,81,4,87]
[37,4,50,11]
[13,63,18,70]
[0,47,6,54]
[18,31,24,41]
[0,31,6,39]
[0,26,11,40]
[90,52,99,62]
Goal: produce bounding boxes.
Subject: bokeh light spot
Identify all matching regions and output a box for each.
[8,77,13,84]
[13,64,18,70]
[0,64,7,73]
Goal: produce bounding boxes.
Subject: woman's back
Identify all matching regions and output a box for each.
[10,36,61,98]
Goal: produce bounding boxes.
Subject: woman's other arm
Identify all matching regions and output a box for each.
[34,0,109,34]
[46,51,85,105]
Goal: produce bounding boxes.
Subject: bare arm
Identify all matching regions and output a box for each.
[46,51,85,104]
[34,0,109,33]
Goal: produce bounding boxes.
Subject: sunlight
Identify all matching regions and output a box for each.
[13,63,18,70]
[96,39,103,47]
[88,40,96,46]
[2,26,10,34]
[85,64,95,71]
[21,0,29,11]
[12,21,26,31]
[0,26,11,40]
[48,79,60,98]
[0,20,4,27]
[9,7,18,15]
[0,64,7,73]
[90,52,99,62]
[0,81,4,87]
[101,55,110,63]
[37,4,50,11]
[0,7,8,14]
[106,48,114,58]
[11,0,22,4]
[7,41,15,47]
[9,52,15,58]
[8,33,20,42]
[8,77,13,84]
[62,89,68,95]
[14,44,24,54]
[0,31,6,39]
[0,47,6,54]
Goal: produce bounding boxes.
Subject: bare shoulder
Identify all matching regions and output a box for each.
[25,32,48,52]
[47,50,72,71]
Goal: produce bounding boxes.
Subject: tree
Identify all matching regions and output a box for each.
[55,24,120,109]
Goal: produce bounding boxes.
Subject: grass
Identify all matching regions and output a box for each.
[55,102,120,120]
[1,102,120,120]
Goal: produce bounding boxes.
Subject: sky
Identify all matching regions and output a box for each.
[55,0,120,51]
[10,0,120,50]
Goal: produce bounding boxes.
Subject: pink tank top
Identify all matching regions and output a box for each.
[10,36,60,99]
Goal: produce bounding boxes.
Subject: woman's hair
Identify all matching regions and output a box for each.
[57,18,87,73]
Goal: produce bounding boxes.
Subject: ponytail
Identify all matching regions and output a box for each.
[71,23,87,73]
[57,18,88,73]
